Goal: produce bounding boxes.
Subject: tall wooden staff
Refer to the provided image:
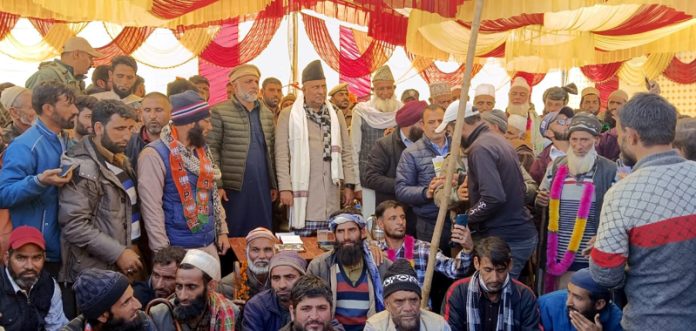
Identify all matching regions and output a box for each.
[421,0,485,308]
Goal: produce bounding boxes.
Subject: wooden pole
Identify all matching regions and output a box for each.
[291,11,299,93]
[421,0,485,308]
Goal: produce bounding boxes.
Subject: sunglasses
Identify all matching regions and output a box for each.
[555,118,572,125]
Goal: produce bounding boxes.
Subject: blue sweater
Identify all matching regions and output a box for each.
[539,290,622,331]
[0,120,68,261]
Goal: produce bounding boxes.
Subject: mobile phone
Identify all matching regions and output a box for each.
[449,213,469,248]
[454,213,468,227]
[60,164,78,177]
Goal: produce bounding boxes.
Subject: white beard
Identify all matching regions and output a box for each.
[566,145,598,176]
[371,94,400,113]
[507,102,530,117]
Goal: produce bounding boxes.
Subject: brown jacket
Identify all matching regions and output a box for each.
[58,138,134,282]
[275,104,357,222]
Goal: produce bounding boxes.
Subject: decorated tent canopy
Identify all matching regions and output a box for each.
[0,0,694,109]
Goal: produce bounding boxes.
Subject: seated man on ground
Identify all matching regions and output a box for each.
[64,268,156,331]
[219,227,276,302]
[365,259,451,330]
[442,236,540,330]
[148,249,239,330]
[133,246,187,307]
[280,274,343,331]
[539,268,622,331]
[0,226,68,331]
[307,209,392,331]
[242,251,308,330]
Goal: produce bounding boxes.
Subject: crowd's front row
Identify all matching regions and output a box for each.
[3,205,623,331]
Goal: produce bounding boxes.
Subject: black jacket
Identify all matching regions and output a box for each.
[363,130,407,204]
[465,124,536,241]
[0,266,55,331]
[442,276,541,331]
[125,127,151,171]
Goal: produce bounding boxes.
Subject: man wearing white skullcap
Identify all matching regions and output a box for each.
[150,249,240,330]
[351,65,402,220]
[506,76,543,155]
[473,83,496,113]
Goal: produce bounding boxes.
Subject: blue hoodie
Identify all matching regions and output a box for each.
[0,119,68,261]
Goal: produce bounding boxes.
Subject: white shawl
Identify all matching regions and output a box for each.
[288,91,344,229]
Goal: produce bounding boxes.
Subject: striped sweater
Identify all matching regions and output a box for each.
[590,150,696,330]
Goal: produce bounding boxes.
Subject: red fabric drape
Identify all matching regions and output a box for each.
[580,62,623,82]
[302,13,395,78]
[662,56,696,84]
[366,0,465,18]
[150,0,217,20]
[596,76,619,112]
[198,0,283,67]
[595,4,691,36]
[405,51,483,85]
[200,22,237,105]
[458,13,544,33]
[94,27,154,66]
[366,7,408,46]
[339,26,371,98]
[0,12,18,40]
[512,71,546,87]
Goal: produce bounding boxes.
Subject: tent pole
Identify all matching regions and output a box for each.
[291,11,299,93]
[420,0,485,308]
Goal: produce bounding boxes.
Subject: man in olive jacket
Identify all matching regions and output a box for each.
[207,64,277,237]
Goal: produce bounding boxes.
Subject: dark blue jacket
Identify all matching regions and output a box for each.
[395,135,450,220]
[242,289,288,331]
[442,276,540,330]
[149,140,216,248]
[0,119,69,261]
[539,290,623,331]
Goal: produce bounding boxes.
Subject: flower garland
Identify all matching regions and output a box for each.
[166,125,215,233]
[235,261,251,301]
[386,235,415,268]
[546,164,594,277]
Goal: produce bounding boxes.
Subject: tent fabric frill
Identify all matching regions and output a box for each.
[406,3,696,73]
[302,13,395,78]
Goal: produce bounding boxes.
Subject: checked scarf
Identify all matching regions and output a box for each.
[466,271,513,331]
[208,291,236,330]
[305,103,332,160]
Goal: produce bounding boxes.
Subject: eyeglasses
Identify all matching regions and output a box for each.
[555,119,571,125]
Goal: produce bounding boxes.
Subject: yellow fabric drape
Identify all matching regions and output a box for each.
[0,34,59,62]
[617,53,674,85]
[405,10,450,60]
[544,4,640,31]
[0,0,270,28]
[42,22,89,52]
[455,0,599,22]
[418,20,509,59]
[177,26,218,55]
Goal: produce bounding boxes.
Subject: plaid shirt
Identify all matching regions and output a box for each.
[379,236,471,286]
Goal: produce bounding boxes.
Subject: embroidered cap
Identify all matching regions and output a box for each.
[568,112,602,137]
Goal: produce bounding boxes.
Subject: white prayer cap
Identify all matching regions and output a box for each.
[510,77,530,91]
[508,114,527,133]
[435,100,477,133]
[181,249,221,281]
[474,84,495,97]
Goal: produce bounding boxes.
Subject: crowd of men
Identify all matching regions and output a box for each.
[0,36,695,331]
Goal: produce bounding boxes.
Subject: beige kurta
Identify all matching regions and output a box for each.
[275,104,357,223]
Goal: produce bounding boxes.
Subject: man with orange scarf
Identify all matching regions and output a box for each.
[138,90,230,259]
